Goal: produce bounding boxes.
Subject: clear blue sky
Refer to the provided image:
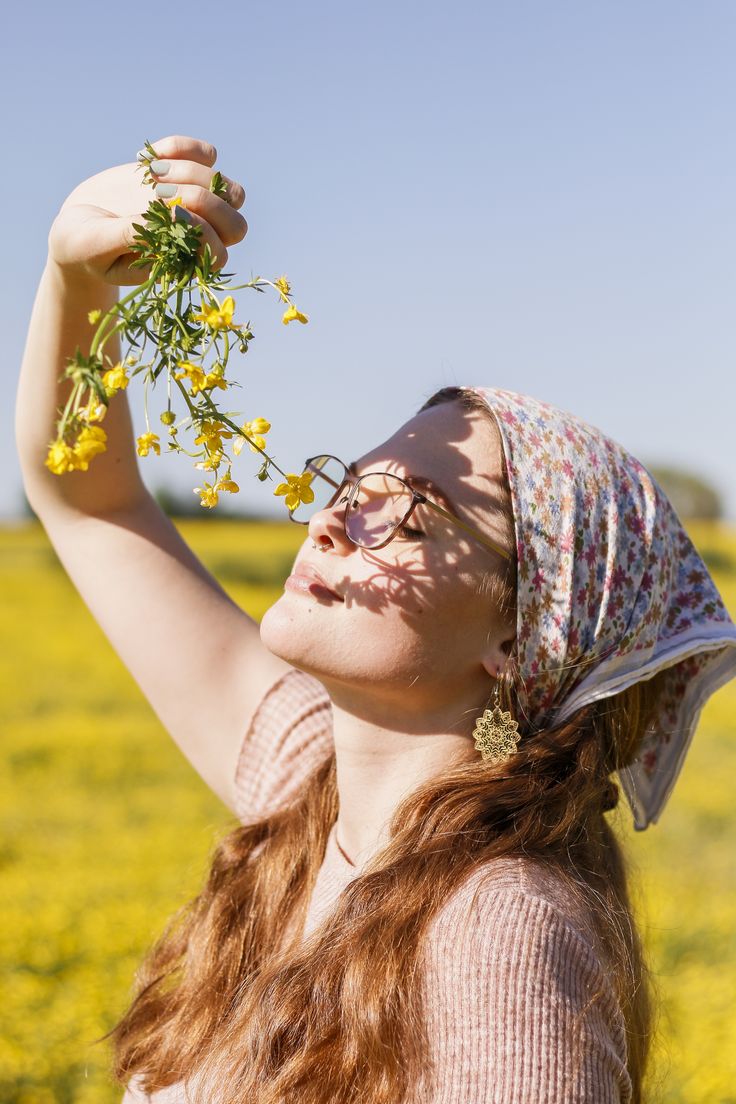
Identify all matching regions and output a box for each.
[4,0,735,520]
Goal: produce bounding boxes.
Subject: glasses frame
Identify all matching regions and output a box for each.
[288,454,513,561]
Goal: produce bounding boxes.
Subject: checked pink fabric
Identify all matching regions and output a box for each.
[469,387,736,830]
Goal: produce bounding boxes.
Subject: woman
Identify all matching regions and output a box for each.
[16,135,736,1104]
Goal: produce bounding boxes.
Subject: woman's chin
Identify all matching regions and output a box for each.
[258,598,326,663]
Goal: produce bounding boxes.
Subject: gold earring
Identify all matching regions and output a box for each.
[472,680,521,765]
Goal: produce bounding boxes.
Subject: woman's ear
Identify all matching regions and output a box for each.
[480,633,516,679]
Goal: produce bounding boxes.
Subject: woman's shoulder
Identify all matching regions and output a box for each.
[421,852,627,1035]
[427,853,602,957]
[232,667,333,825]
[419,856,631,1102]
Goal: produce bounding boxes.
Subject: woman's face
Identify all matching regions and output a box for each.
[259,400,516,724]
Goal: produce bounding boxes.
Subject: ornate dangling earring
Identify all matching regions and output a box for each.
[472,679,521,765]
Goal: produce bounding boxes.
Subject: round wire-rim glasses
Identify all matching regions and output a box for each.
[288,454,513,560]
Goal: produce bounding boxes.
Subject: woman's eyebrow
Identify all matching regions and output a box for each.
[347,459,459,514]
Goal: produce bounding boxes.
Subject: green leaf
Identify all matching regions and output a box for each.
[209,170,228,199]
[89,372,110,406]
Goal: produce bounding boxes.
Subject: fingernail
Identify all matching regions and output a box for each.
[136,149,150,161]
[175,207,193,223]
[155,183,177,198]
[150,159,170,175]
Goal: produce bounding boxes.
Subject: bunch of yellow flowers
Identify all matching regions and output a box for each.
[43,140,315,516]
[44,359,134,474]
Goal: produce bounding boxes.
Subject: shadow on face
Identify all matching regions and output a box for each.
[298,399,515,629]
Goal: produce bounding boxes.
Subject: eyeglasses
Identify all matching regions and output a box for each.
[287,454,513,560]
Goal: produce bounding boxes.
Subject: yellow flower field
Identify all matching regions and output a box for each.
[1,517,734,1103]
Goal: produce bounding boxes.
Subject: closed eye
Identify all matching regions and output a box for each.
[397,525,425,540]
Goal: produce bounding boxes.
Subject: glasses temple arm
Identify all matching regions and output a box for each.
[423,500,513,562]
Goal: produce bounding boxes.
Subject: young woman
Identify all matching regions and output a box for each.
[16,135,736,1104]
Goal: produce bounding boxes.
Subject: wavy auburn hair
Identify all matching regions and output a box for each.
[101,386,666,1103]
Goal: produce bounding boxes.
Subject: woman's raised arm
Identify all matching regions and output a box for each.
[14,136,294,813]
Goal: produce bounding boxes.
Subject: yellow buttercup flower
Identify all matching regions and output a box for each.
[167,196,186,211]
[274,276,291,303]
[193,419,233,452]
[101,363,130,398]
[173,360,208,397]
[45,440,78,475]
[187,373,208,397]
[136,432,161,457]
[202,362,229,393]
[233,417,271,456]
[194,451,224,471]
[192,295,242,332]
[81,397,107,424]
[174,360,228,397]
[88,309,102,324]
[274,471,315,512]
[73,426,108,470]
[215,475,240,494]
[282,304,309,326]
[194,460,221,473]
[193,482,219,508]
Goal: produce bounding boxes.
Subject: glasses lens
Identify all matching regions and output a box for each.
[288,456,349,522]
[345,473,414,547]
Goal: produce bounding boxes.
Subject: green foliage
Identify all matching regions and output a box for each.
[209,171,229,200]
[649,465,723,521]
[127,197,209,280]
[1,519,735,1103]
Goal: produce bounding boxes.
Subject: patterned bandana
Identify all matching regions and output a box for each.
[468,387,736,831]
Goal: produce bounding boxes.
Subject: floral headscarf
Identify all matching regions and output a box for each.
[469,387,736,830]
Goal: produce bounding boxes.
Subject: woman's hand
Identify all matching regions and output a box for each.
[47,134,248,287]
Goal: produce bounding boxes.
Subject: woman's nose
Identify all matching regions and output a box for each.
[307,492,351,551]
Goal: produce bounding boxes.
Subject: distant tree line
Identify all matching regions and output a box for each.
[154,468,725,523]
[18,465,725,524]
[647,466,723,522]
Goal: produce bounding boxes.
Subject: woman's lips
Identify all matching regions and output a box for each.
[285,568,343,602]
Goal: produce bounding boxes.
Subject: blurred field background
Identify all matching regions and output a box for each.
[1,516,735,1104]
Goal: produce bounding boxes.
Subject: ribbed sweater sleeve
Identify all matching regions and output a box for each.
[232,667,333,825]
[419,884,632,1103]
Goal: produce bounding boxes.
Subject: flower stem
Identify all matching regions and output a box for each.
[89,274,157,359]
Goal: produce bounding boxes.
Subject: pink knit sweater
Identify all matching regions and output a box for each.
[122,668,632,1103]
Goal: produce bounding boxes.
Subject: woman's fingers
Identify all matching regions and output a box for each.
[154,183,248,249]
[148,158,246,210]
[136,135,247,246]
[141,135,218,168]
